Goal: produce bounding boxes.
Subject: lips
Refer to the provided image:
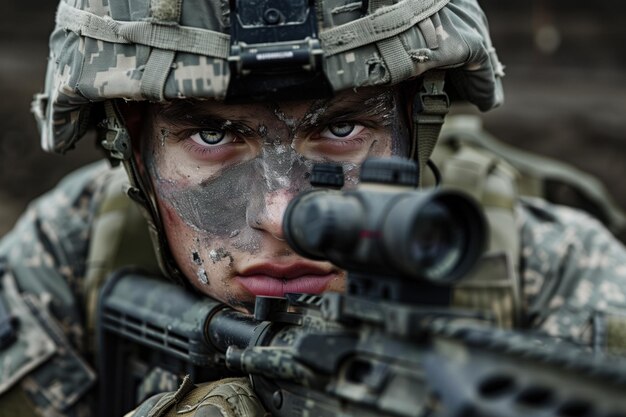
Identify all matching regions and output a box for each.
[236,263,336,297]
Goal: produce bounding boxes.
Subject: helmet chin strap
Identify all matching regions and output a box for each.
[100,100,189,287]
[410,70,450,187]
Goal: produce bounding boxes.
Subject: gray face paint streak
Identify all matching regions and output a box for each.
[387,91,411,157]
[157,144,314,253]
[148,88,410,258]
[191,251,209,284]
[271,105,297,134]
[159,128,170,147]
[297,98,332,132]
[363,92,395,127]
[157,160,251,234]
[197,268,209,284]
[258,134,310,190]
[209,248,234,266]
[356,90,410,157]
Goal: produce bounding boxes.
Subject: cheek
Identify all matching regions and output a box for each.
[366,133,398,160]
[159,199,245,298]
[154,166,251,237]
[159,200,196,266]
[161,199,179,226]
[144,126,197,184]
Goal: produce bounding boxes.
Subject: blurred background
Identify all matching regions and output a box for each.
[1,0,625,235]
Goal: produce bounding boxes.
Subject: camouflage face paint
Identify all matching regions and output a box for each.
[148,88,411,247]
[140,87,411,310]
[296,89,410,160]
[156,146,313,252]
[365,91,411,157]
[191,251,209,284]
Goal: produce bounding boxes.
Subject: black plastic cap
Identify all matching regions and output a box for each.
[360,157,418,186]
[310,163,344,188]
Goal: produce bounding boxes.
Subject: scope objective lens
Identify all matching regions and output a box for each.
[409,201,463,281]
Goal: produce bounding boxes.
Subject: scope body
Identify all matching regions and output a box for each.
[284,183,486,286]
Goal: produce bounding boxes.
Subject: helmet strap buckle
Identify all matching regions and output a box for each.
[100,101,132,163]
[410,71,450,186]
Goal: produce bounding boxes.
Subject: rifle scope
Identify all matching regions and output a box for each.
[283,157,487,284]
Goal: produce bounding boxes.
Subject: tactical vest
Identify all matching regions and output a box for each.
[438,115,626,242]
[424,140,522,328]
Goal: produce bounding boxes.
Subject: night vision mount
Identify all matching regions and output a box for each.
[225,0,335,102]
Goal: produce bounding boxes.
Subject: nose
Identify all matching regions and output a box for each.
[247,188,294,241]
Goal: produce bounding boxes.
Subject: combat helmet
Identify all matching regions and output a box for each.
[32,0,505,284]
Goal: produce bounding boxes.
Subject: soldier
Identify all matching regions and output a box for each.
[1,0,626,416]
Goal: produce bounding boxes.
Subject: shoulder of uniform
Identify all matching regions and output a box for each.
[517,196,608,236]
[2,160,120,237]
[518,198,626,353]
[26,160,121,225]
[0,162,120,414]
[517,196,623,282]
[0,260,96,414]
[0,161,123,283]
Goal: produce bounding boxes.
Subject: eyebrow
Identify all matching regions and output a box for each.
[156,90,396,129]
[156,102,257,140]
[301,91,396,129]
[157,100,234,125]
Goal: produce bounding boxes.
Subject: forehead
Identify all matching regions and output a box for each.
[153,86,400,122]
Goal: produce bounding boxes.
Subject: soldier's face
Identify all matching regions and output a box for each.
[141,87,410,311]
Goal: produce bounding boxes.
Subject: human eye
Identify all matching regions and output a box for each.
[189,128,235,147]
[299,120,375,161]
[319,122,366,140]
[177,124,250,163]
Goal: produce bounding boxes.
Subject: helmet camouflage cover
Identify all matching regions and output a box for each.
[33,0,504,155]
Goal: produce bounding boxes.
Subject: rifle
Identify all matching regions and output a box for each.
[97,158,626,417]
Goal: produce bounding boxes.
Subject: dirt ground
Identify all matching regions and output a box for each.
[1,1,625,236]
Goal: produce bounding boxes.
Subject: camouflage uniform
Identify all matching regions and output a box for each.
[0,163,110,417]
[519,197,626,350]
[7,0,625,415]
[1,161,626,415]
